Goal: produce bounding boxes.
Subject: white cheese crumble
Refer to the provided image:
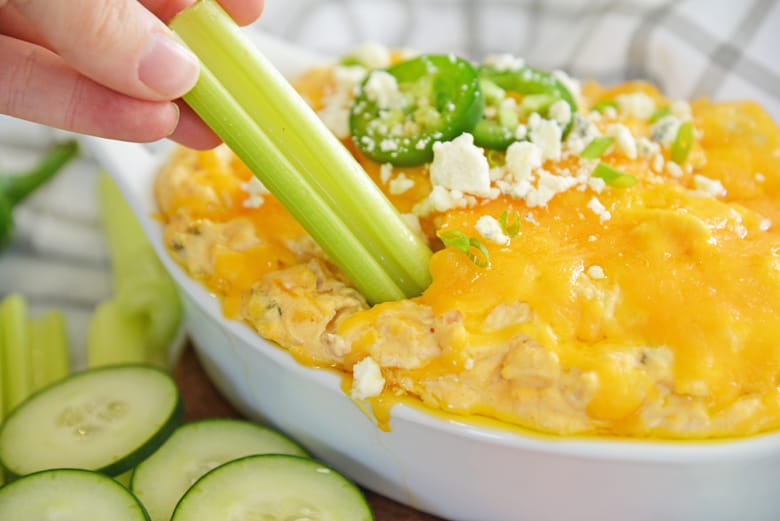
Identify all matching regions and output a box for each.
[429,133,492,195]
[363,70,403,109]
[548,99,572,127]
[529,117,562,161]
[345,42,391,69]
[587,265,606,279]
[606,123,637,160]
[505,140,542,184]
[388,172,415,194]
[693,174,727,197]
[316,65,368,138]
[484,53,525,71]
[587,197,611,223]
[755,172,766,183]
[241,176,270,208]
[351,356,385,400]
[651,115,681,147]
[615,92,656,120]
[476,215,510,245]
[379,163,393,184]
[665,161,683,178]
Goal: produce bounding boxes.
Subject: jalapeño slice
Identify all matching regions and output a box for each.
[474,64,578,150]
[349,54,484,166]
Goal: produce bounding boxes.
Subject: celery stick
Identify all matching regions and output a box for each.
[184,64,406,302]
[29,309,70,391]
[87,300,148,368]
[91,173,182,368]
[1,293,32,413]
[170,0,433,303]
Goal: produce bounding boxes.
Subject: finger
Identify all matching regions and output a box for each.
[0,35,180,142]
[168,100,223,150]
[10,0,199,102]
[140,0,264,25]
[0,3,47,48]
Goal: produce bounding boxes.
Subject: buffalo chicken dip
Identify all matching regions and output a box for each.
[156,45,780,439]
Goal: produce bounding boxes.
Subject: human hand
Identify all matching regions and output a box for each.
[0,0,264,149]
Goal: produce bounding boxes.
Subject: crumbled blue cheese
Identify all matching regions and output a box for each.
[548,99,572,127]
[476,215,510,245]
[651,115,681,147]
[528,115,562,161]
[693,174,727,197]
[615,92,656,120]
[553,69,583,107]
[379,163,393,184]
[241,176,270,208]
[351,357,385,400]
[587,265,606,279]
[606,123,637,160]
[587,196,611,223]
[317,65,367,138]
[484,53,525,71]
[565,113,600,155]
[363,70,403,109]
[755,172,766,183]
[670,100,692,120]
[345,42,392,69]
[636,137,660,158]
[429,133,492,195]
[505,140,542,184]
[388,172,415,194]
[665,160,683,178]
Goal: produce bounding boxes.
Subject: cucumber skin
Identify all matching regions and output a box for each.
[0,468,152,521]
[171,454,375,521]
[0,364,184,479]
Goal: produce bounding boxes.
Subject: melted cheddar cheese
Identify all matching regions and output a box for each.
[156,57,780,439]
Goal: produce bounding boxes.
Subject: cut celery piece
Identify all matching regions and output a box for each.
[29,309,70,392]
[1,294,32,414]
[169,0,433,303]
[87,173,182,368]
[87,300,148,368]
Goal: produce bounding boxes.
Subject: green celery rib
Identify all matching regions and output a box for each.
[87,300,148,368]
[170,0,432,303]
[175,44,407,303]
[1,293,32,413]
[29,310,70,391]
[96,173,182,367]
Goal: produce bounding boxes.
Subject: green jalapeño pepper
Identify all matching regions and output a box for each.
[473,64,578,150]
[349,54,484,167]
[1,140,78,251]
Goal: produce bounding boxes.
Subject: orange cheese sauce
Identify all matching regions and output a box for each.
[156,63,780,439]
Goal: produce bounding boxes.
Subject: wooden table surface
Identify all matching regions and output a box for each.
[173,345,446,521]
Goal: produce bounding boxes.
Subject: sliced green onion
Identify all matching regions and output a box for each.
[649,105,671,123]
[486,149,505,168]
[591,99,618,113]
[580,136,614,159]
[670,120,694,165]
[592,162,638,188]
[499,210,521,238]
[170,0,432,304]
[437,229,490,268]
[521,93,558,113]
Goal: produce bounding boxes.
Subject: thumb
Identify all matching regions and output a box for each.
[10,0,199,101]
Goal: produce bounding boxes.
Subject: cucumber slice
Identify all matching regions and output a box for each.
[0,468,150,520]
[171,454,374,521]
[0,364,182,477]
[131,418,309,521]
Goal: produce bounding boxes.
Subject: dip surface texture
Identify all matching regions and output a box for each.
[156,53,780,439]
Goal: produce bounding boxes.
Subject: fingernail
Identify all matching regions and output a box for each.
[139,32,199,99]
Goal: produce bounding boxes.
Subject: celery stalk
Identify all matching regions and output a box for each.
[169,0,433,304]
[87,300,148,368]
[1,294,32,413]
[29,309,70,391]
[87,173,183,368]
